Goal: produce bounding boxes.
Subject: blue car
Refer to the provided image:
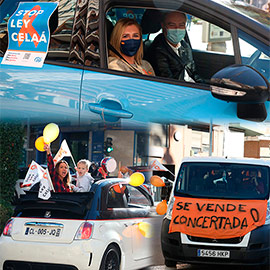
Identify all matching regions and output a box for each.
[0,0,269,126]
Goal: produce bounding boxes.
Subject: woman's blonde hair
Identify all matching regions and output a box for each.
[109,18,143,65]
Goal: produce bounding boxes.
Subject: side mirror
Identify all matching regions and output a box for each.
[210,64,269,122]
[210,64,269,103]
[150,175,173,202]
[237,103,267,122]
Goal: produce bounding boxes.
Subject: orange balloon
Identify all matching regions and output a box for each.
[156,200,168,215]
[113,184,126,194]
[150,175,165,187]
[35,136,45,152]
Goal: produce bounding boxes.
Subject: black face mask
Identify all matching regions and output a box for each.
[120,39,141,56]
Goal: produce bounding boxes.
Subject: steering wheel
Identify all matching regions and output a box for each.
[246,50,270,81]
[247,49,261,66]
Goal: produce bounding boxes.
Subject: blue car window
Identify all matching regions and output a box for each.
[188,18,233,55]
[107,184,128,208]
[127,185,151,206]
[106,7,145,26]
[46,0,76,62]
[238,29,270,82]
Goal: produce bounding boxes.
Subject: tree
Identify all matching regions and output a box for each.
[0,123,24,232]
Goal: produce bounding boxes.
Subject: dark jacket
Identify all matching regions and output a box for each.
[146,33,203,82]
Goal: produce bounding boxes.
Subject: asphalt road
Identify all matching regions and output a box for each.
[143,215,265,270]
[145,265,264,270]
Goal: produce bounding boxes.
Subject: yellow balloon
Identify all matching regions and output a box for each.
[43,123,59,143]
[156,200,168,215]
[129,172,145,186]
[150,175,165,187]
[138,222,152,238]
[35,136,46,152]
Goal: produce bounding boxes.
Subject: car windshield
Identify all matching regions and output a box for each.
[213,0,270,28]
[175,162,269,199]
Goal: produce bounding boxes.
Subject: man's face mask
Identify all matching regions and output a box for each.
[120,39,141,57]
[166,28,186,44]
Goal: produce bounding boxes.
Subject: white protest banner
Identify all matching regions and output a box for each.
[22,160,45,187]
[53,139,75,166]
[149,159,169,171]
[149,159,175,177]
[38,169,54,200]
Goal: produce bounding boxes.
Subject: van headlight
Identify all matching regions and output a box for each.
[265,200,270,225]
[165,196,175,220]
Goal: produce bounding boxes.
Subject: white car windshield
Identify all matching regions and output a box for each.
[176,162,269,199]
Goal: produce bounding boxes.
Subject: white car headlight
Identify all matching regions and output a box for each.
[265,200,270,225]
[165,196,175,220]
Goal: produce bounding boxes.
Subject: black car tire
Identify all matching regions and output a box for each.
[99,245,120,270]
[164,259,177,268]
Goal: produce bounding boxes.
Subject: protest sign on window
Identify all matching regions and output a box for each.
[1,2,58,68]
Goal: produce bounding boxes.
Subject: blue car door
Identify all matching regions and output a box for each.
[79,0,270,126]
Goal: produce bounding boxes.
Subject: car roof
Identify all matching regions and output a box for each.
[181,156,270,166]
[104,0,269,43]
[93,177,151,191]
[93,178,128,186]
[92,178,153,201]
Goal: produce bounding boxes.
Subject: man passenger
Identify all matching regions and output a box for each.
[147,11,203,82]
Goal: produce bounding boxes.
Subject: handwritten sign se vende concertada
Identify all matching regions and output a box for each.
[169,197,267,239]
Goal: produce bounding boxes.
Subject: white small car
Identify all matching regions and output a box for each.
[1,178,156,270]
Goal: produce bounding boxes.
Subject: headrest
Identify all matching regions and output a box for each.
[49,7,58,34]
[141,10,163,35]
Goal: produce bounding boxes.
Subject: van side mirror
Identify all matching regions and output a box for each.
[210,64,269,122]
[150,175,173,202]
[160,178,173,202]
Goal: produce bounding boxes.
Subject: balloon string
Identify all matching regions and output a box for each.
[101,108,105,123]
[70,155,77,168]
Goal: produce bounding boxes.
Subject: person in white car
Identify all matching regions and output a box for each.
[71,159,94,192]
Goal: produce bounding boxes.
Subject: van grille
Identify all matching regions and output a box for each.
[187,235,243,244]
